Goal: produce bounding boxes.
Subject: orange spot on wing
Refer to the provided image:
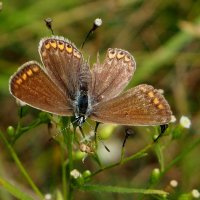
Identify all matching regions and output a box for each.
[45,43,50,49]
[124,55,131,62]
[66,44,73,53]
[153,98,159,105]
[116,51,125,59]
[108,49,116,59]
[16,78,23,85]
[58,43,64,50]
[50,41,57,48]
[148,91,154,98]
[158,104,164,109]
[22,73,27,80]
[27,69,33,76]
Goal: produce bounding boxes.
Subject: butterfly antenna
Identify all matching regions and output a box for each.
[44,18,55,35]
[81,18,102,49]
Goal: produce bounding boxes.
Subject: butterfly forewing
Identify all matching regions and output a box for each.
[39,36,90,99]
[9,61,73,116]
[90,84,172,126]
[90,48,136,104]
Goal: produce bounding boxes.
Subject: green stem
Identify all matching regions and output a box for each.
[60,117,74,200]
[162,136,200,175]
[0,130,44,199]
[89,143,152,179]
[13,119,42,144]
[61,147,67,200]
[0,176,34,200]
[145,135,200,192]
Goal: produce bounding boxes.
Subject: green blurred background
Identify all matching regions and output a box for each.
[0,0,200,199]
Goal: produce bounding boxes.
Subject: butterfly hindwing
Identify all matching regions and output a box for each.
[90,84,172,126]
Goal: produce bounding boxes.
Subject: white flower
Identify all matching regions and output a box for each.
[192,189,200,198]
[44,193,52,200]
[153,168,160,174]
[180,116,191,128]
[170,180,178,188]
[70,169,81,179]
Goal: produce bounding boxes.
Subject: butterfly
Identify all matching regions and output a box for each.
[9,36,172,127]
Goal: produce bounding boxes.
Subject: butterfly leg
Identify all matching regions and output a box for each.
[79,126,85,138]
[154,124,169,142]
[94,122,110,152]
[94,122,100,142]
[122,128,134,147]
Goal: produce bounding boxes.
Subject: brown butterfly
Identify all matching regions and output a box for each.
[9,36,172,127]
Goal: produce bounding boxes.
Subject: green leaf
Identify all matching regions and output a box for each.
[0,177,34,200]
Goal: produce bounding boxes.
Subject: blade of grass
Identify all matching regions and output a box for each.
[89,143,151,179]
[79,184,168,196]
[163,136,200,175]
[0,177,34,200]
[0,130,44,199]
[129,15,200,86]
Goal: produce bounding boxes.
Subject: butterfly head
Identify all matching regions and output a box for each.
[75,115,86,127]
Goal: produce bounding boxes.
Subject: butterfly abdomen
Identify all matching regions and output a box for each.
[77,90,88,115]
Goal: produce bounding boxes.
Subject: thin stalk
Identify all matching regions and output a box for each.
[60,117,74,200]
[143,135,200,194]
[61,146,67,200]
[162,136,200,175]
[0,130,44,199]
[89,143,152,179]
[12,119,42,144]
